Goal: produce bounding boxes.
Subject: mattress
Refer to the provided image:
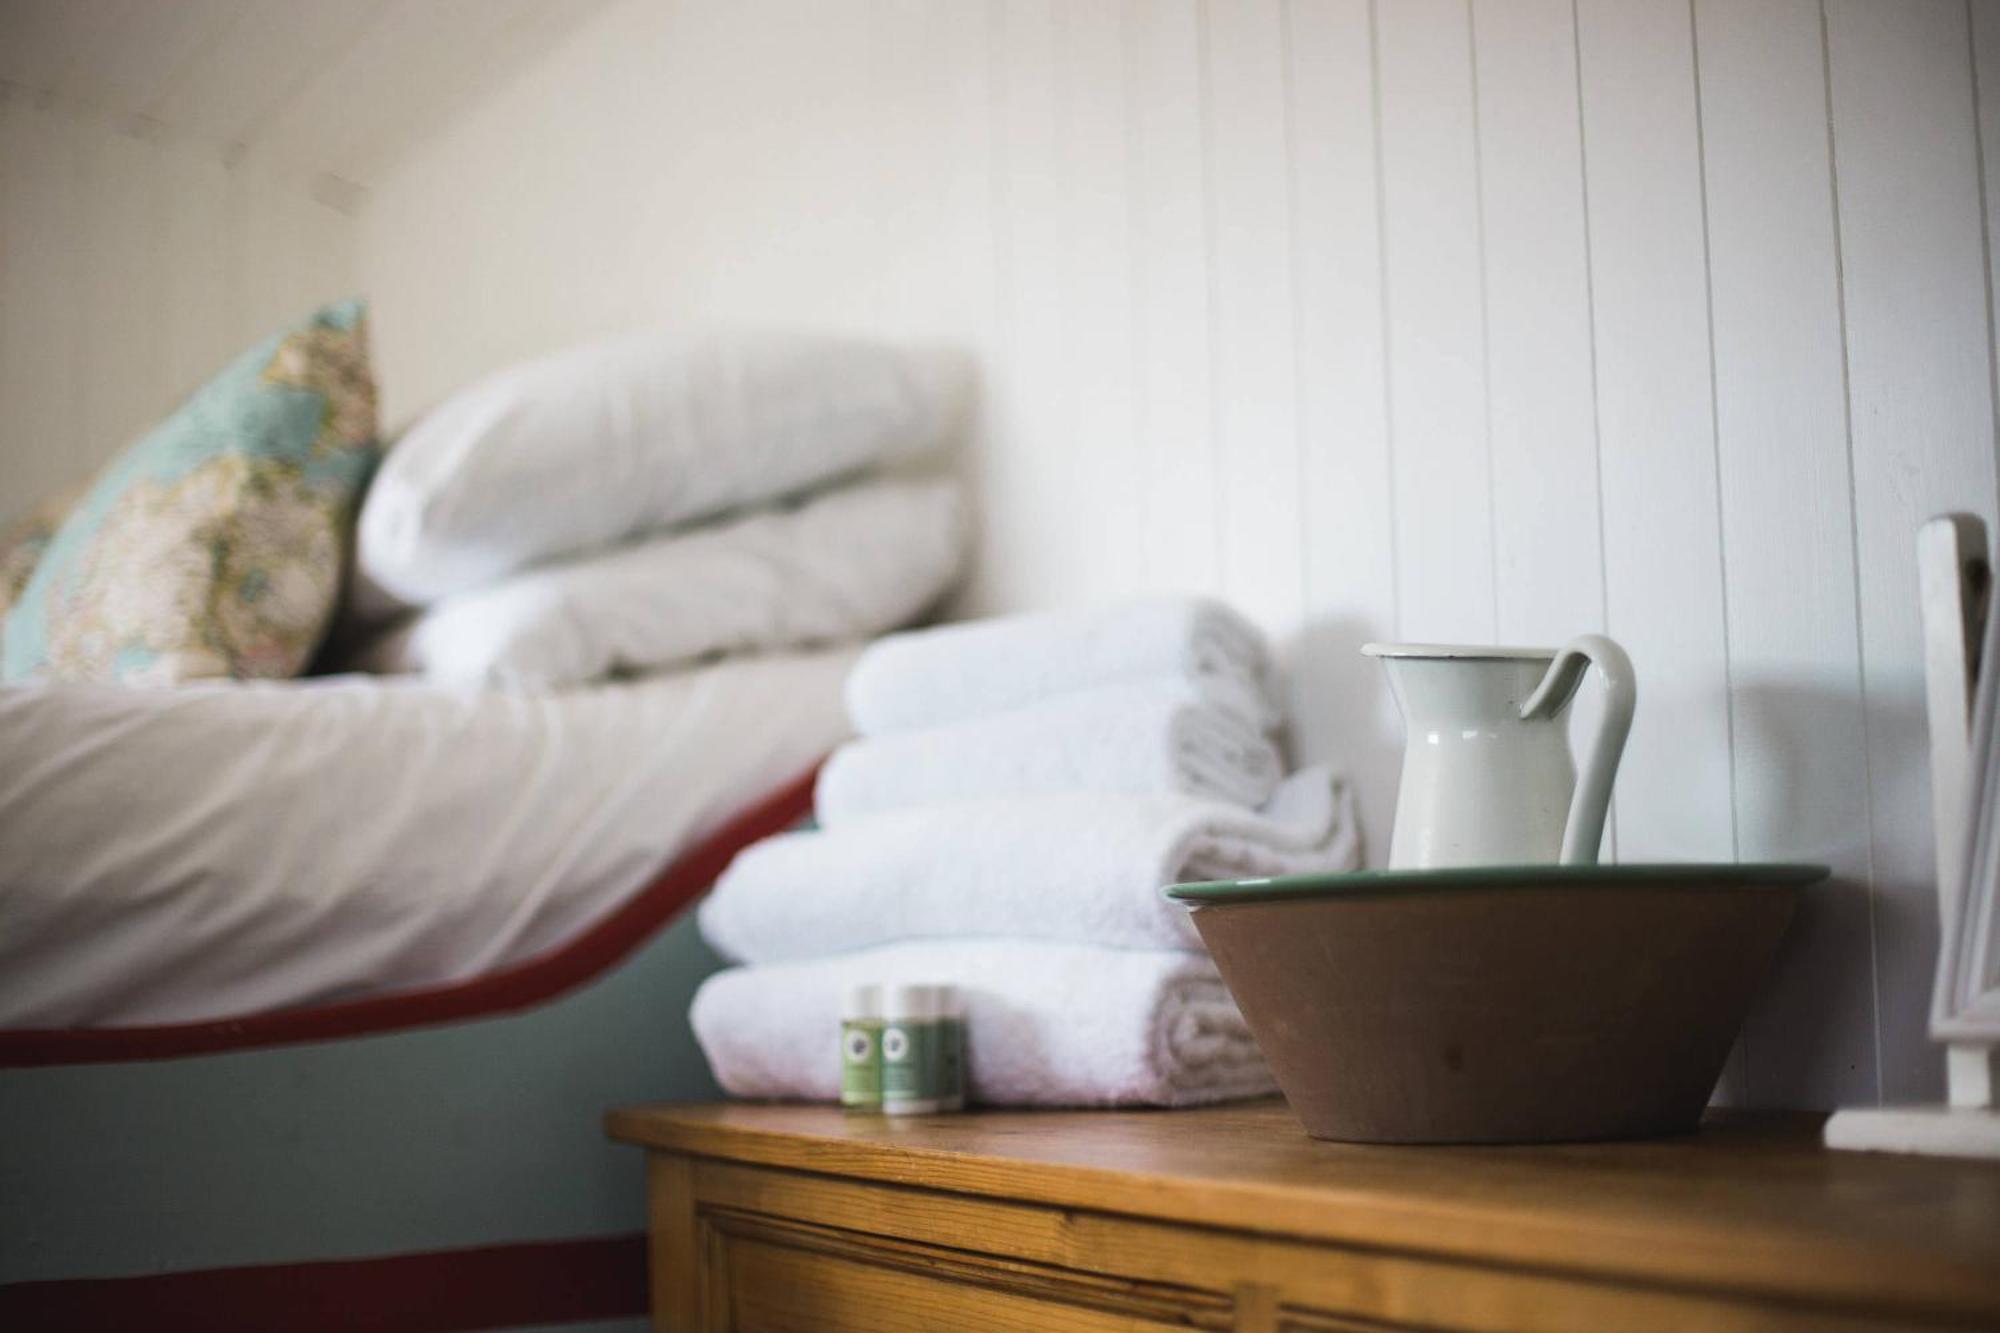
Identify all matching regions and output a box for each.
[0,647,856,1028]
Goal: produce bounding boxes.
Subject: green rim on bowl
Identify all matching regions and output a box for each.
[1164,862,1829,906]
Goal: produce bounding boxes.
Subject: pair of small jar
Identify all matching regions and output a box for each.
[840,983,965,1114]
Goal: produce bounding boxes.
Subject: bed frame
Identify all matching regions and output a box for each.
[0,765,817,1330]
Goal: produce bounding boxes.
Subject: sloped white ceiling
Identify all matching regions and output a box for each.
[0,0,610,188]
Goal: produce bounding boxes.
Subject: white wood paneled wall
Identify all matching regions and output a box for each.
[349,0,1995,1111]
[0,91,358,522]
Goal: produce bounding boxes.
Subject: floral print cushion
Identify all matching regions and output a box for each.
[0,490,77,632]
[1,299,379,684]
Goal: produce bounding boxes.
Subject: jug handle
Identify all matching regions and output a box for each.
[1519,634,1637,865]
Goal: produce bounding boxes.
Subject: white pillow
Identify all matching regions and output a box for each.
[352,478,965,691]
[357,327,966,607]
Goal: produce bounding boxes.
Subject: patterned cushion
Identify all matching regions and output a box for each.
[0,491,76,632]
[1,300,378,684]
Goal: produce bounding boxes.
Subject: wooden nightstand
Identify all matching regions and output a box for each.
[606,1099,2000,1331]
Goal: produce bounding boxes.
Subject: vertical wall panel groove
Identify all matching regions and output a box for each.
[1467,3,1501,639]
[1376,0,1495,644]
[1973,0,2000,552]
[1686,0,1742,871]
[1475,0,1620,866]
[1059,0,1140,605]
[1121,1,1152,599]
[1472,0,1603,651]
[1697,0,1877,1111]
[1822,0,1885,1106]
[1568,0,1624,868]
[1197,0,1226,595]
[1685,0,1748,1103]
[1206,0,1305,639]
[1826,0,1999,1105]
[1286,0,1401,865]
[1128,0,1219,599]
[968,0,1013,616]
[1368,0,1403,638]
[1574,0,1736,882]
[977,0,1069,613]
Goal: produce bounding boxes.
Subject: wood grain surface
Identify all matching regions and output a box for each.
[609,1098,2000,1326]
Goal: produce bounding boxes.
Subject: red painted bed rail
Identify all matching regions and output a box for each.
[0,764,819,1067]
[0,1232,649,1331]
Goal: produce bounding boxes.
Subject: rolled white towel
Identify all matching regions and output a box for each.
[814,679,1283,824]
[699,765,1360,963]
[845,596,1279,734]
[349,478,965,691]
[691,939,1275,1107]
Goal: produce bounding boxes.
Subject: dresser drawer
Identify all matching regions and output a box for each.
[647,1155,1914,1333]
[613,1103,2000,1332]
[708,1211,1230,1332]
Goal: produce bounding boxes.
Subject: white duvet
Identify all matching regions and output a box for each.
[0,648,854,1027]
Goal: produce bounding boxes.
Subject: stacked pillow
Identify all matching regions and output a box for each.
[2,299,379,685]
[348,328,970,689]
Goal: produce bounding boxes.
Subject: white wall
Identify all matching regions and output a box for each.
[0,89,358,524]
[361,0,1999,1113]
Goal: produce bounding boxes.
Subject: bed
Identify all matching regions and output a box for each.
[0,647,853,1327]
[0,645,854,1034]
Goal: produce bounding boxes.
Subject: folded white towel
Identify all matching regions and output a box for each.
[845,596,1280,734]
[814,680,1283,825]
[699,765,1359,963]
[349,478,964,691]
[691,939,1275,1107]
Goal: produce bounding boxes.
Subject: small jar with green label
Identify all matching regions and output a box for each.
[881,984,943,1115]
[839,984,883,1112]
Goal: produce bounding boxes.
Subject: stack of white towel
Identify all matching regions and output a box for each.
[343,328,968,690]
[693,597,1363,1107]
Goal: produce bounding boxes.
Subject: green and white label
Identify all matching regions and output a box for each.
[880,1021,939,1106]
[840,1019,882,1108]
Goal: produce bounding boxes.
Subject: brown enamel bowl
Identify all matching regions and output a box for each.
[1167,864,1825,1144]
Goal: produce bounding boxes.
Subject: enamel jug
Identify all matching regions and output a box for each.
[1364,635,1636,869]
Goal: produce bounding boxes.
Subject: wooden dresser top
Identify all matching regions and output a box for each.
[607,1098,2000,1320]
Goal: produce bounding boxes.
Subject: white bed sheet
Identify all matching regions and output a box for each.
[0,647,855,1027]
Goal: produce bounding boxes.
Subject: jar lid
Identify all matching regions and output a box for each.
[883,983,939,1020]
